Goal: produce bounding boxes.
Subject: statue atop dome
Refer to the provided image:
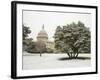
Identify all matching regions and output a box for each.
[42,24,44,30]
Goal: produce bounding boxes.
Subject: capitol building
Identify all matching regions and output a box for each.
[36,25,55,50]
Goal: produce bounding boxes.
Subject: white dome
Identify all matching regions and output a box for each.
[37,25,48,39]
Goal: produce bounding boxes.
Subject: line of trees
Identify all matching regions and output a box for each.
[23,25,33,51]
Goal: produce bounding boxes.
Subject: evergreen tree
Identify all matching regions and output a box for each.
[23,25,34,51]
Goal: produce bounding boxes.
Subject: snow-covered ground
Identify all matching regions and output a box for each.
[23,52,91,70]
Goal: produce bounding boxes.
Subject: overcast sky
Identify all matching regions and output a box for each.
[23,10,91,41]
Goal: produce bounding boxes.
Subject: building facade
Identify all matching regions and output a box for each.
[36,25,55,50]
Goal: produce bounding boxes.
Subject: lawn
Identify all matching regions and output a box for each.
[23,52,91,70]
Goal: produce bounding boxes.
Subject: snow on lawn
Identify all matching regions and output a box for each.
[23,52,91,70]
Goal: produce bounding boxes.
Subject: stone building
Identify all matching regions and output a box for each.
[36,25,55,50]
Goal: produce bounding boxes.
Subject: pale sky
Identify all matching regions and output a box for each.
[23,10,91,41]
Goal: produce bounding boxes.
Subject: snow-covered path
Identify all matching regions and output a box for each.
[23,53,91,70]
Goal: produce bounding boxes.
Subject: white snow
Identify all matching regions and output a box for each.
[23,53,91,70]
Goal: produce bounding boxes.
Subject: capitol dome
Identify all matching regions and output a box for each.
[37,25,48,43]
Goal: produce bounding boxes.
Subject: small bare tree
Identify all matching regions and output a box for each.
[35,41,46,57]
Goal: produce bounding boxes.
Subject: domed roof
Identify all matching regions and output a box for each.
[37,25,48,39]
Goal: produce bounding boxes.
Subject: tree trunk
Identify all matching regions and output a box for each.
[70,52,73,58]
[40,52,42,57]
[72,48,77,58]
[75,52,79,58]
[71,53,76,59]
[73,49,79,58]
[73,53,76,58]
[67,53,71,58]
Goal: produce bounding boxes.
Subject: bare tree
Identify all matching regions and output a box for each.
[35,41,46,57]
